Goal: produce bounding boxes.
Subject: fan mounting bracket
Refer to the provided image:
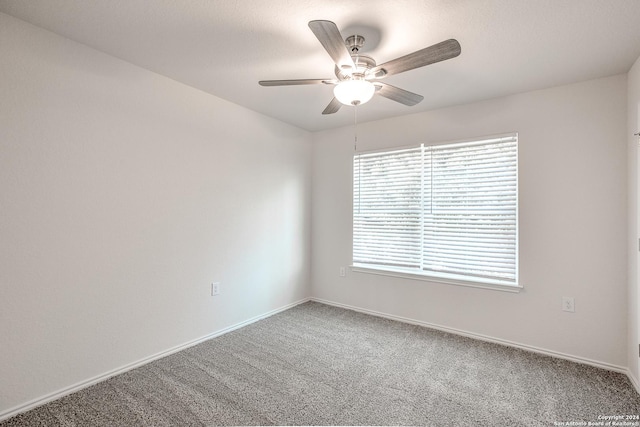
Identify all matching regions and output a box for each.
[345,35,365,53]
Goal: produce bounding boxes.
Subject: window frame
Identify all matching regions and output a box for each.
[351,133,521,293]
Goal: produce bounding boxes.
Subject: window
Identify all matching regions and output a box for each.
[353,134,518,289]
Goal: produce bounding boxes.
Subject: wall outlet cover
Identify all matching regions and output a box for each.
[212,282,221,296]
[561,297,575,312]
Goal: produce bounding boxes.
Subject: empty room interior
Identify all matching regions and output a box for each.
[2,0,640,425]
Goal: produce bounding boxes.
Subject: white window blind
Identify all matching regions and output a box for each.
[353,135,518,286]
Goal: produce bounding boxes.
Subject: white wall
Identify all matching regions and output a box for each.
[0,13,311,416]
[312,75,628,368]
[629,55,640,383]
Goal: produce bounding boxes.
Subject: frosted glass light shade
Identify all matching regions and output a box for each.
[333,80,375,106]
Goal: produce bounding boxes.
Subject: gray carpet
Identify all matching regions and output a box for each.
[2,301,639,426]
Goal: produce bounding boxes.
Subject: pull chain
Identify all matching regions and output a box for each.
[354,104,358,152]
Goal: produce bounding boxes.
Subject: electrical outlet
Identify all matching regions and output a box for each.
[211,282,220,296]
[339,267,346,277]
[561,297,575,312]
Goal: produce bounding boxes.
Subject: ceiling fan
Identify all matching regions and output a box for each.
[259,20,461,115]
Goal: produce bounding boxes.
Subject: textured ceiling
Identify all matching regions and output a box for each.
[1,0,640,132]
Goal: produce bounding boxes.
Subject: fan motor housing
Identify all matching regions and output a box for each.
[335,35,376,80]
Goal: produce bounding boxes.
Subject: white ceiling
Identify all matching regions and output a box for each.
[2,0,640,132]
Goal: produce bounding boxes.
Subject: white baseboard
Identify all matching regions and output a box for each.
[0,297,311,422]
[311,297,630,376]
[627,369,640,395]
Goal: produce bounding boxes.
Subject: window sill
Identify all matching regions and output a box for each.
[350,264,522,293]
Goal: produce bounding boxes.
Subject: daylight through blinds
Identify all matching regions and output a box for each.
[353,135,518,284]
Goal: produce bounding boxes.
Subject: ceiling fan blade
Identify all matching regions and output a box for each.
[322,97,342,115]
[371,39,461,77]
[308,20,356,71]
[259,79,334,86]
[375,82,424,106]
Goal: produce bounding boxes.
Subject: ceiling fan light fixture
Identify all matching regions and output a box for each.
[260,20,461,115]
[333,79,375,106]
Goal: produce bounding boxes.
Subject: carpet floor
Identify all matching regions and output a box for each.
[2,301,639,426]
